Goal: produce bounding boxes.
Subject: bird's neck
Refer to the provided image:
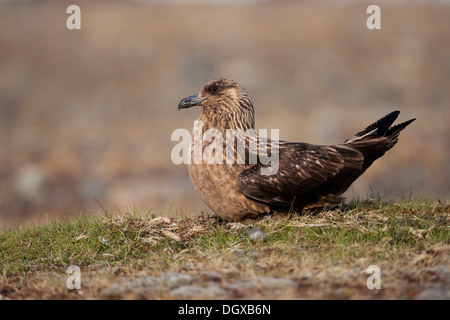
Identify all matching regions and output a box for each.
[198,108,255,132]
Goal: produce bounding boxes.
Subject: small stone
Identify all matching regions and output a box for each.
[416,288,450,300]
[162,272,195,289]
[248,227,267,241]
[169,284,227,299]
[130,276,160,288]
[101,284,127,299]
[169,285,205,299]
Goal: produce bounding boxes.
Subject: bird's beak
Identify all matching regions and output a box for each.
[178,93,207,110]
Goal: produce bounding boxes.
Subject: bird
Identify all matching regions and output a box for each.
[178,78,415,221]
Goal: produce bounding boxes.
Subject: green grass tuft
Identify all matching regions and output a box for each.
[0,199,448,299]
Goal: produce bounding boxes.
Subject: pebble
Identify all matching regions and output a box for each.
[248,227,267,241]
[162,272,195,289]
[100,271,299,299]
[169,284,227,299]
[416,288,450,300]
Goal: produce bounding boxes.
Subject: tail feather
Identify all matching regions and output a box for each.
[353,110,400,138]
[385,118,416,138]
[346,111,415,144]
[344,110,415,172]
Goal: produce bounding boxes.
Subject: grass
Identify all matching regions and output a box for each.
[0,199,448,299]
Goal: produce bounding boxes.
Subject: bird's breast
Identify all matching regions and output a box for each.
[186,123,271,220]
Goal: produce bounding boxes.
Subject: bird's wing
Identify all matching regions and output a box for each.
[236,142,364,207]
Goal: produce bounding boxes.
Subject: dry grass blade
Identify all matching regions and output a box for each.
[161,230,182,243]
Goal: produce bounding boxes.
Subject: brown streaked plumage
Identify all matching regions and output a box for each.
[178,78,415,221]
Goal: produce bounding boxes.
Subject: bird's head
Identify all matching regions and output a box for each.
[178,78,255,130]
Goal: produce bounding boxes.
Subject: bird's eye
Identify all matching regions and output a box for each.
[211,85,218,92]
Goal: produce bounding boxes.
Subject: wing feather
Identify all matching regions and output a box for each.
[237,142,364,206]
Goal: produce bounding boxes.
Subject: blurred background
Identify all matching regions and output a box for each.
[1,0,449,225]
